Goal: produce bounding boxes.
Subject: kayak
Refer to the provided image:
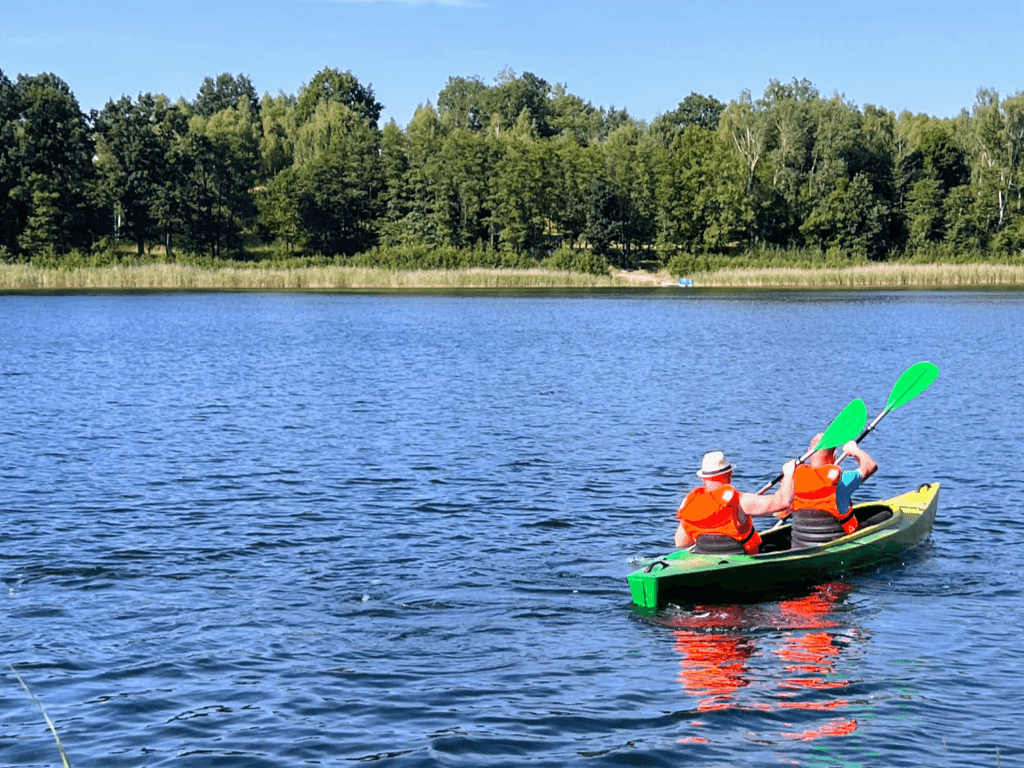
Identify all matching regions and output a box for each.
[628,483,939,612]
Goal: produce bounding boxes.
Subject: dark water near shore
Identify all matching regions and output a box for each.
[1,289,1022,767]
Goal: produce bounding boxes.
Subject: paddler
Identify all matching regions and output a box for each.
[675,451,796,554]
[786,434,877,549]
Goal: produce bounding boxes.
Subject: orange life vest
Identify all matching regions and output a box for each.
[792,464,858,535]
[678,485,762,555]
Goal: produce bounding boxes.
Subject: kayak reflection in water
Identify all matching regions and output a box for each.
[675,451,795,554]
[775,583,859,741]
[670,582,859,742]
[673,605,758,714]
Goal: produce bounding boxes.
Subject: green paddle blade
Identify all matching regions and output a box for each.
[814,398,867,451]
[885,361,939,413]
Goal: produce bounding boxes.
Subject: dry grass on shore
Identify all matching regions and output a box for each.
[693,262,1024,287]
[1,261,1023,291]
[0,264,630,291]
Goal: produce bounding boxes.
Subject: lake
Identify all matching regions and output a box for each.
[1,289,1021,767]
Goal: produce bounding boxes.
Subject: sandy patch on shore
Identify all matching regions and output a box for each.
[613,269,678,286]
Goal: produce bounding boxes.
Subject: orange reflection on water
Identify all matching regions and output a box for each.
[674,630,755,712]
[774,584,858,739]
[775,581,855,734]
[778,632,849,690]
[670,582,859,742]
[781,718,859,741]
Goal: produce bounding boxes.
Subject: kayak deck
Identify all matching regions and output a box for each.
[628,483,939,612]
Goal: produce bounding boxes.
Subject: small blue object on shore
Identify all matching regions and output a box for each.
[677,278,694,287]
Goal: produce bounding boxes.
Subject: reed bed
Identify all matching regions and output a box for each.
[694,262,1024,288]
[2,261,1023,291]
[0,264,640,291]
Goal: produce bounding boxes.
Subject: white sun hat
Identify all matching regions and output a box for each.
[696,450,734,478]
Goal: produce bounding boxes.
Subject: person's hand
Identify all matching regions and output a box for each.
[842,440,859,455]
[782,459,796,477]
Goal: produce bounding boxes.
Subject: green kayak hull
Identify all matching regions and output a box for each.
[628,483,940,612]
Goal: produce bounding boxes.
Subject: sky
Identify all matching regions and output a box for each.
[3,0,1023,126]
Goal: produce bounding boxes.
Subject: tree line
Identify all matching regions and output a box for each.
[2,66,1023,272]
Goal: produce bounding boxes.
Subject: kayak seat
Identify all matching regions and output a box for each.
[692,533,746,555]
[792,505,895,549]
[791,508,846,549]
[758,528,792,554]
[854,504,894,529]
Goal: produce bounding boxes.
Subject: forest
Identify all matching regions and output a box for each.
[2,66,1023,275]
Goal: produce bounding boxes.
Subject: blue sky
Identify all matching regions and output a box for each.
[3,0,1022,125]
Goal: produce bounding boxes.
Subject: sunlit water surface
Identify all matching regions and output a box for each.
[1,290,1021,767]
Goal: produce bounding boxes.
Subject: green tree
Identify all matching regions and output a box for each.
[10,73,98,257]
[254,166,305,253]
[584,176,622,257]
[893,114,970,250]
[804,95,860,200]
[757,79,819,245]
[259,91,298,179]
[377,118,410,238]
[800,173,887,257]
[853,105,897,196]
[0,69,21,256]
[720,90,769,198]
[436,127,496,247]
[150,103,192,256]
[602,122,660,264]
[969,88,1024,240]
[94,94,174,255]
[17,174,62,257]
[650,92,725,147]
[597,106,632,141]
[917,118,970,191]
[288,100,382,255]
[905,177,944,248]
[488,111,554,253]
[856,105,897,247]
[943,184,986,251]
[547,133,598,248]
[487,69,554,137]
[548,84,605,144]
[377,103,451,247]
[892,110,926,219]
[795,95,893,256]
[178,98,262,256]
[657,126,742,255]
[437,75,490,132]
[295,68,382,127]
[194,73,259,118]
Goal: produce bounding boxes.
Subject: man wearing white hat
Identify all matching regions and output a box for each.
[674,451,795,554]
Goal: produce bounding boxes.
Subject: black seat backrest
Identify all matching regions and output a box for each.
[693,533,746,555]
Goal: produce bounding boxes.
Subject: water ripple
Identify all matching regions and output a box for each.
[1,291,1021,767]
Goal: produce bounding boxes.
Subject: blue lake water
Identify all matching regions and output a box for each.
[1,289,1022,767]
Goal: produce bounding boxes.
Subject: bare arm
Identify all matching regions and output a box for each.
[674,521,694,549]
[842,440,877,481]
[740,460,796,517]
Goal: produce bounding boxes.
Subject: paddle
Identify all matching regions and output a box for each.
[756,398,868,495]
[834,361,939,464]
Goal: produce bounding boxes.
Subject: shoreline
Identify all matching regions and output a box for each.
[1,262,1023,292]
